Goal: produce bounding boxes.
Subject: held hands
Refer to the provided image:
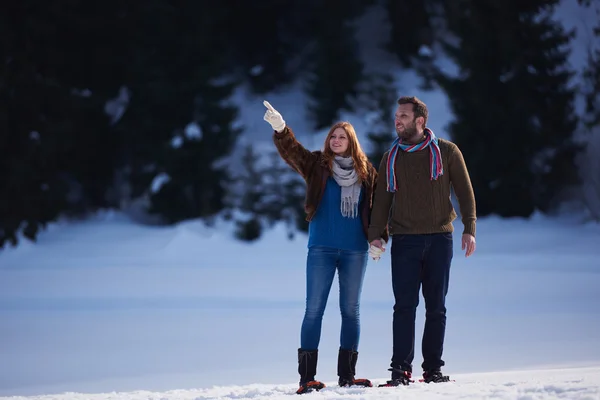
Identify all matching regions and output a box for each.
[369,239,386,261]
[462,233,476,257]
[263,100,286,133]
[369,234,474,260]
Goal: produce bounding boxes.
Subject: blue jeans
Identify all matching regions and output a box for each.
[390,233,453,373]
[300,246,368,351]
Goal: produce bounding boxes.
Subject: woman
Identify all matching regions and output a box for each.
[263,100,388,394]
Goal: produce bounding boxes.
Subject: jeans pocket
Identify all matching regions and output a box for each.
[442,232,453,241]
[392,234,406,242]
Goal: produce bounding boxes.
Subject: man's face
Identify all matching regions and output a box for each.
[395,104,419,140]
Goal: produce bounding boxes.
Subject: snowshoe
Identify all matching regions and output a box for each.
[296,380,325,394]
[420,369,452,383]
[378,368,413,386]
[338,377,372,387]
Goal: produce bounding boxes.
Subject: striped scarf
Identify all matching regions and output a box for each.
[386,127,443,192]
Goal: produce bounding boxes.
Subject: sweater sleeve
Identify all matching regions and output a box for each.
[272,125,319,179]
[367,153,394,242]
[448,144,477,237]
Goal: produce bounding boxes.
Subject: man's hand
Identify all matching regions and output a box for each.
[462,234,476,257]
[369,239,386,261]
[263,100,286,133]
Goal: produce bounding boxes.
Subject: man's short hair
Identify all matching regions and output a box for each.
[397,96,428,126]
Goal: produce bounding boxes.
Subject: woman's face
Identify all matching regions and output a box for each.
[329,128,349,155]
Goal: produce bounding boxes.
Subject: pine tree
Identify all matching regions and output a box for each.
[433,0,582,217]
[115,1,241,224]
[135,79,241,223]
[358,73,397,168]
[385,0,437,67]
[217,1,312,94]
[304,1,367,130]
[226,144,267,241]
[0,0,127,247]
[578,0,600,220]
[225,146,308,240]
[581,4,600,128]
[230,144,265,241]
[235,145,267,215]
[262,151,308,236]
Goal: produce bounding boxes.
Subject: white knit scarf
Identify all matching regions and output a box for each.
[331,156,362,218]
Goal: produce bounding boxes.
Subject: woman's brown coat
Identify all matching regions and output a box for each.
[273,126,388,243]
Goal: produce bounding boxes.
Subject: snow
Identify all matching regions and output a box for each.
[170,123,203,149]
[104,86,130,125]
[184,123,202,141]
[2,367,599,400]
[170,135,183,149]
[150,172,170,194]
[0,211,599,400]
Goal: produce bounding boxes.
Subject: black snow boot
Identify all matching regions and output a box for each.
[337,348,372,387]
[296,349,325,394]
[422,369,451,383]
[378,367,413,387]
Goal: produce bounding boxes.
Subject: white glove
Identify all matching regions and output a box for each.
[263,100,286,133]
[369,239,387,261]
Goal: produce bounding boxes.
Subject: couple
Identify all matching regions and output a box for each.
[263,96,477,394]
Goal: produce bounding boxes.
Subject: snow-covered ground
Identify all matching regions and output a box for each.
[1,211,599,399]
[2,367,599,400]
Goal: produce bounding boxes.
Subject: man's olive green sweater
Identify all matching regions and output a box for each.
[367,138,476,241]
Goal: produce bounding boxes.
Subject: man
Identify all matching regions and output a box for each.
[368,96,476,386]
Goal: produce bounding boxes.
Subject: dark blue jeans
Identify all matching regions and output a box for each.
[300,246,368,351]
[390,233,453,374]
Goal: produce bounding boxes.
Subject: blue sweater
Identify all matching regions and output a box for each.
[307,177,368,252]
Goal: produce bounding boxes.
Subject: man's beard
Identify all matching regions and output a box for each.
[396,122,419,141]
